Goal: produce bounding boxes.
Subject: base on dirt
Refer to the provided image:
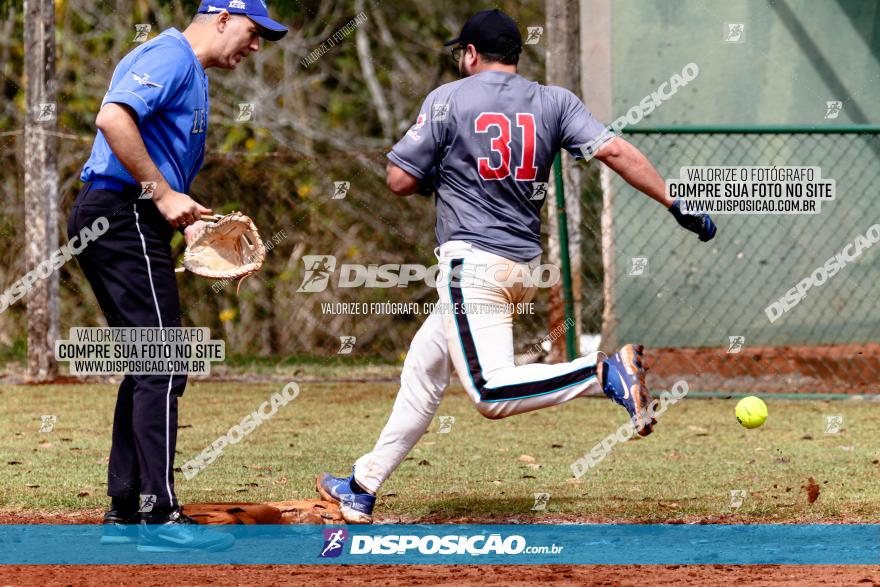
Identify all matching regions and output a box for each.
[182,499,343,525]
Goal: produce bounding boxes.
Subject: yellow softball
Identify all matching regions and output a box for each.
[735,396,768,429]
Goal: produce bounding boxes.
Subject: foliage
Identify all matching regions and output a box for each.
[0,0,608,361]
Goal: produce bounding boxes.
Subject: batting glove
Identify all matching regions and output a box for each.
[669,198,717,242]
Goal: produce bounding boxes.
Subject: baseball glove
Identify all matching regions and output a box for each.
[182,500,344,525]
[180,212,266,294]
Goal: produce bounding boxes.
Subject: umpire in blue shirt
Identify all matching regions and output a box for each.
[69,1,286,550]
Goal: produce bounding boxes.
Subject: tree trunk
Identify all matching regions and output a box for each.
[23,0,58,382]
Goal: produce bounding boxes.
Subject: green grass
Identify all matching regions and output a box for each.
[0,352,404,380]
[215,354,403,379]
[0,381,878,522]
[221,352,400,370]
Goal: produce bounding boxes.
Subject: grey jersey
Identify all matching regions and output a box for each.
[388,70,611,262]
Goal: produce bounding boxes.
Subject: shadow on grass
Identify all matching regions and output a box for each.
[392,495,587,520]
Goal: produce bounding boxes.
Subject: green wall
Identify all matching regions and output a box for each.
[610,0,880,126]
[605,0,880,349]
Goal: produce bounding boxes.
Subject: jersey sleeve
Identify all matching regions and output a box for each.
[387,91,447,180]
[555,88,615,159]
[102,44,192,123]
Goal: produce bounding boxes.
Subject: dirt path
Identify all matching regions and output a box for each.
[650,343,880,394]
[1,564,878,586]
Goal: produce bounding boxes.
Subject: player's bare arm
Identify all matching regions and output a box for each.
[385,161,421,196]
[595,135,717,242]
[594,137,671,208]
[95,102,212,230]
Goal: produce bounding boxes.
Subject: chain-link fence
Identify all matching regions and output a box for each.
[595,127,880,394]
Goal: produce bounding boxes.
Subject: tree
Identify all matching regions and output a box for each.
[23,0,58,381]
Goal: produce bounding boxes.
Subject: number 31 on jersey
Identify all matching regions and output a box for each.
[474,112,537,181]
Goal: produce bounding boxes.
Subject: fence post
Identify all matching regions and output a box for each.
[553,152,576,361]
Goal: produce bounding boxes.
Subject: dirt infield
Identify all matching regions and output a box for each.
[650,343,880,394]
[1,564,878,586]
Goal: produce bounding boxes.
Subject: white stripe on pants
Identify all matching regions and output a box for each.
[133,203,177,509]
[354,241,602,493]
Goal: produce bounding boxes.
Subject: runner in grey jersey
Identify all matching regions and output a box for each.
[316,8,716,524]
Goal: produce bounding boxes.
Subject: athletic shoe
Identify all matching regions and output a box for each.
[137,508,235,552]
[315,468,376,524]
[99,508,140,545]
[601,343,655,436]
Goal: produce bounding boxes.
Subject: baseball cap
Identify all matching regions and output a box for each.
[197,0,288,41]
[444,9,522,57]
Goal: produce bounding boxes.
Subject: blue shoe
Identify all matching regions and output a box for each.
[601,344,655,436]
[137,509,235,552]
[99,508,140,545]
[316,469,376,524]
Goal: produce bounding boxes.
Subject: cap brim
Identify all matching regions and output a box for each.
[443,37,460,47]
[249,15,288,41]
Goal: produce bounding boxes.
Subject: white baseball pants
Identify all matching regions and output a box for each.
[354,241,603,493]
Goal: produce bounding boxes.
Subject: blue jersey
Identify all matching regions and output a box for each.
[81,28,209,194]
[388,71,610,262]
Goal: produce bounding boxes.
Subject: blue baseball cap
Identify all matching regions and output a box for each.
[197,0,288,41]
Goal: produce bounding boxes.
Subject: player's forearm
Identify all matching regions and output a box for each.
[596,138,673,208]
[95,103,171,198]
[386,162,420,196]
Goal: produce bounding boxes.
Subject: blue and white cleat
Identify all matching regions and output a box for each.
[316,468,376,524]
[601,344,656,436]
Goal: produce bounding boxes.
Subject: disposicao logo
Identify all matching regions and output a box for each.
[349,534,527,555]
[319,528,349,558]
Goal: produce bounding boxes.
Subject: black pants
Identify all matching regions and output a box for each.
[68,183,186,512]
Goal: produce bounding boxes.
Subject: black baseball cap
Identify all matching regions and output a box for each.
[444,9,522,57]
